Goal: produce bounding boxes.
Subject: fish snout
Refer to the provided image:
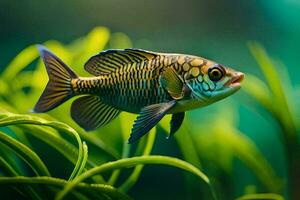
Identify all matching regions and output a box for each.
[225,71,245,88]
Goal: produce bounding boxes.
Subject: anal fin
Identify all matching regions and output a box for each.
[128,100,176,143]
[71,95,120,131]
[168,112,185,139]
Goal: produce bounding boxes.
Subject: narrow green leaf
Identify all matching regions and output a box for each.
[83,27,110,57]
[119,112,136,141]
[0,176,132,200]
[0,112,83,180]
[160,115,202,169]
[70,142,88,180]
[77,129,120,159]
[0,156,44,200]
[72,27,110,71]
[2,45,39,82]
[55,155,215,200]
[10,126,33,149]
[248,42,284,100]
[0,156,19,176]
[236,193,284,200]
[109,32,132,49]
[0,77,9,95]
[0,131,50,176]
[0,143,24,175]
[107,112,137,185]
[119,128,156,192]
[108,142,131,185]
[213,119,281,192]
[242,74,272,110]
[248,42,297,138]
[20,125,97,169]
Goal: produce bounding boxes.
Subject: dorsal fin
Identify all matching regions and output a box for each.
[84,48,157,76]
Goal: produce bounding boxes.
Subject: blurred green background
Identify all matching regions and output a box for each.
[0,0,300,200]
[1,0,300,79]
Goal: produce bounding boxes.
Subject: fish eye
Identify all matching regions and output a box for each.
[208,66,224,81]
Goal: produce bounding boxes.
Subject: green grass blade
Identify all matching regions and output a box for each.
[10,126,33,149]
[0,77,9,97]
[55,155,215,200]
[248,42,297,137]
[213,121,281,192]
[70,142,88,180]
[0,143,24,175]
[49,187,91,200]
[242,74,272,110]
[160,115,202,169]
[248,42,299,199]
[20,125,96,168]
[0,156,19,176]
[0,176,132,200]
[236,193,284,200]
[74,27,110,67]
[0,156,27,197]
[46,111,120,159]
[108,142,131,185]
[1,45,39,82]
[248,42,286,102]
[0,156,45,200]
[109,32,133,49]
[119,128,156,192]
[0,131,50,176]
[107,113,135,186]
[0,112,84,180]
[77,129,120,159]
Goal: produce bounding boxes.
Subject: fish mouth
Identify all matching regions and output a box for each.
[227,72,245,87]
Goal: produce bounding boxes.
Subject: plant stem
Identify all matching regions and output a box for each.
[55,155,213,200]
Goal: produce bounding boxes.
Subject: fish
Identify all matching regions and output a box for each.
[33,45,244,143]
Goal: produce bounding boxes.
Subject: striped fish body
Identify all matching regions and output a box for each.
[34,46,244,143]
[71,52,215,114]
[71,59,169,114]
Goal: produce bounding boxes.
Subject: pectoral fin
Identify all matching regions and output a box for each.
[128,100,176,144]
[167,112,185,139]
[159,67,184,100]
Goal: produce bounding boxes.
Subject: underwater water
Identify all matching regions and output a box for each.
[0,0,300,200]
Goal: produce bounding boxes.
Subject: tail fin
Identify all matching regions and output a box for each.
[33,45,78,112]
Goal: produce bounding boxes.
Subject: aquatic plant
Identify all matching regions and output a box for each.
[0,27,293,200]
[243,42,300,200]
